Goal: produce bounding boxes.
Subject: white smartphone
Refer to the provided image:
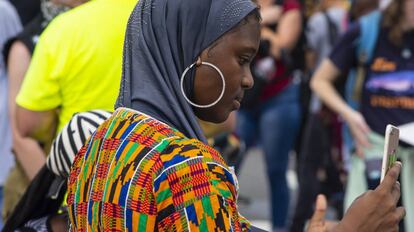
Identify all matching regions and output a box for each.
[380,124,399,182]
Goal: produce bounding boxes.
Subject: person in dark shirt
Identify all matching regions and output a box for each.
[311,0,414,230]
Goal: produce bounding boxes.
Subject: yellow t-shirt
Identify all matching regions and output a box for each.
[16,0,137,132]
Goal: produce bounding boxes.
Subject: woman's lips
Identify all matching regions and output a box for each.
[233,99,241,110]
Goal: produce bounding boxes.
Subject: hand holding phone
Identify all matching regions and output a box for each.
[380,124,399,182]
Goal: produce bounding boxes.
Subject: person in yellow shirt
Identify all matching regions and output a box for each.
[16,0,137,134]
[4,0,136,222]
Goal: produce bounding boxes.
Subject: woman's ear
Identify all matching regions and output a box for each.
[199,48,211,62]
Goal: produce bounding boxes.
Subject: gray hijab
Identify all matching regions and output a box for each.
[116,0,257,142]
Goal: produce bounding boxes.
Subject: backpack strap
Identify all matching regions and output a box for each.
[352,10,382,102]
[322,10,339,47]
[357,10,382,65]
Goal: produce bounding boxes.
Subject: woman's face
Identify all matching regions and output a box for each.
[192,17,260,123]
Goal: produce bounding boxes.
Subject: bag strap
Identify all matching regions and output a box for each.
[352,10,382,101]
[322,10,339,47]
[357,10,382,65]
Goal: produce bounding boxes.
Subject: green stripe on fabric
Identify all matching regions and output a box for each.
[156,188,172,203]
[200,215,208,231]
[210,180,231,198]
[218,188,231,198]
[202,196,214,218]
[106,114,120,138]
[155,139,171,152]
[112,143,139,178]
[92,202,99,227]
[139,214,148,231]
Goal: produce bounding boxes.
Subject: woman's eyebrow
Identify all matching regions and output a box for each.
[241,46,258,56]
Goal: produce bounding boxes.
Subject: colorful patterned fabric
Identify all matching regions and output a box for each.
[67,108,250,231]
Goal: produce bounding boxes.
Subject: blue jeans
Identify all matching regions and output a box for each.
[237,83,301,228]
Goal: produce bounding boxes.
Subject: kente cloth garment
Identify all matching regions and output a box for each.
[67,108,250,231]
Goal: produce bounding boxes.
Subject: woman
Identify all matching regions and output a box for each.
[311,0,414,230]
[68,0,404,231]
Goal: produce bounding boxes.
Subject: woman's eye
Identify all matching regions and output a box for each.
[238,57,250,65]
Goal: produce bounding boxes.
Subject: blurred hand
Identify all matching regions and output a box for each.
[336,162,405,232]
[307,195,338,232]
[344,109,371,158]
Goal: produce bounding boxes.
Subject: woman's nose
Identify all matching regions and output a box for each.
[242,70,254,90]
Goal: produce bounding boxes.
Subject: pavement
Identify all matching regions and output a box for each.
[237,148,299,232]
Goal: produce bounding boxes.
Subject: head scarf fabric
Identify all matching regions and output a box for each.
[116,0,257,142]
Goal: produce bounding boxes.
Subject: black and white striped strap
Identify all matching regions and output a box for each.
[46,110,112,177]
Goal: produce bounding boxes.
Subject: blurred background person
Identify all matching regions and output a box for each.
[2,0,69,221]
[2,0,136,224]
[237,0,304,230]
[2,110,111,232]
[311,0,414,230]
[291,0,349,231]
[0,0,22,229]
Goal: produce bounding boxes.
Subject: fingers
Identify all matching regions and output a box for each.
[310,194,327,224]
[348,112,371,149]
[325,221,339,231]
[353,125,371,148]
[356,133,371,148]
[396,207,406,222]
[378,162,402,192]
[391,181,401,204]
[359,118,371,134]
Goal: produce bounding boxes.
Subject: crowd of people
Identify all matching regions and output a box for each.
[0,0,412,231]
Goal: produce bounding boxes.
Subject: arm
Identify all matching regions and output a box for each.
[7,41,47,180]
[260,5,283,25]
[15,106,57,143]
[310,59,351,117]
[13,23,62,157]
[261,9,302,59]
[310,59,370,157]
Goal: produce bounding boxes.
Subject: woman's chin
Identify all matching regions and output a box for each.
[195,108,231,124]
